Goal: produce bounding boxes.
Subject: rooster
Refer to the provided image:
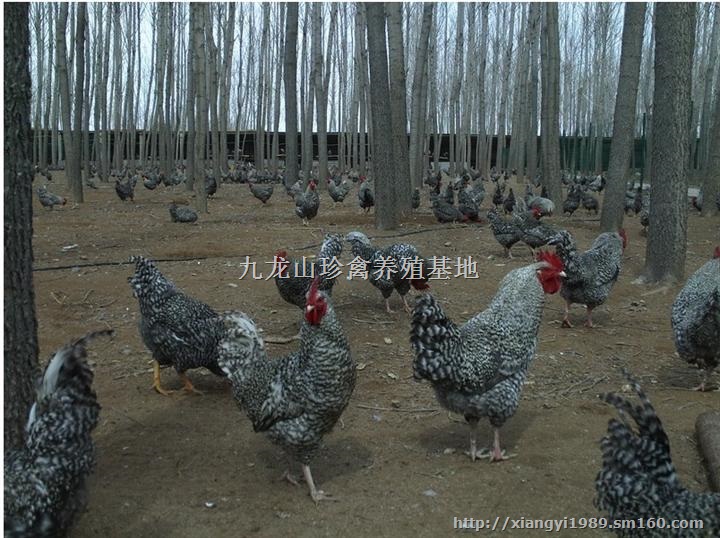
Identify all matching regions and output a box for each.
[487,208,522,258]
[671,246,720,391]
[411,252,566,462]
[295,180,320,225]
[114,177,134,202]
[217,279,356,502]
[563,186,581,216]
[249,182,274,204]
[5,331,112,536]
[514,208,560,256]
[128,256,226,395]
[549,229,627,328]
[595,370,720,534]
[346,231,431,313]
[274,234,344,309]
[36,185,67,210]
[358,176,374,212]
[168,203,198,223]
[503,188,516,215]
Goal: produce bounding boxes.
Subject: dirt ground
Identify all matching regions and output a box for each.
[30,173,718,537]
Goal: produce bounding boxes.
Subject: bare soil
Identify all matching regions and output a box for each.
[30,175,718,537]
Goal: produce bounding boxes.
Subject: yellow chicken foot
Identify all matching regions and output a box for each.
[302,464,338,503]
[179,372,204,395]
[152,362,176,396]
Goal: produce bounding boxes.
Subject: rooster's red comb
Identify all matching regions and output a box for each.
[714,246,720,259]
[275,250,288,260]
[536,250,564,271]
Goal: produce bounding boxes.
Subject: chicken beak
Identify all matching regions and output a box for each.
[559,271,567,278]
[306,304,315,314]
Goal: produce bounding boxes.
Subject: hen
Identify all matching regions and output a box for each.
[295,180,320,225]
[5,330,112,537]
[327,178,351,203]
[114,177,135,202]
[249,182,274,204]
[503,188,516,215]
[431,194,466,224]
[550,229,626,328]
[487,208,522,258]
[37,185,67,210]
[595,370,720,536]
[274,234,344,309]
[514,208,559,256]
[205,174,218,197]
[671,246,720,391]
[217,279,356,502]
[358,177,375,212]
[168,203,198,223]
[346,231,431,313]
[410,252,565,462]
[128,256,225,395]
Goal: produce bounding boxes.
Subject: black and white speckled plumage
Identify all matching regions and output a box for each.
[410,263,552,429]
[487,208,522,253]
[670,253,720,380]
[595,372,720,536]
[217,294,355,465]
[552,230,624,310]
[294,182,319,221]
[128,256,225,376]
[5,331,111,537]
[346,232,431,306]
[275,234,344,308]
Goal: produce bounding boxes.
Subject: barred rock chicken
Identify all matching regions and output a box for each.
[217,279,356,503]
[528,195,555,217]
[346,231,431,313]
[503,188,516,214]
[457,186,480,221]
[670,247,720,391]
[430,195,466,224]
[411,253,566,462]
[358,177,375,212]
[295,180,320,224]
[595,371,720,535]
[286,179,303,199]
[623,185,636,215]
[514,209,559,256]
[114,177,134,202]
[37,185,67,210]
[441,182,456,205]
[632,186,643,215]
[327,178,351,203]
[274,234,344,309]
[249,182,274,204]
[4,330,112,537]
[550,229,626,328]
[563,186,581,216]
[168,203,198,223]
[487,208,522,258]
[492,184,504,208]
[205,174,217,197]
[639,209,650,235]
[143,171,161,190]
[128,256,225,395]
[582,191,599,214]
[411,188,421,210]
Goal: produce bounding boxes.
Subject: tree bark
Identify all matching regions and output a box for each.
[408,3,433,188]
[4,2,39,451]
[192,3,208,212]
[540,3,563,206]
[701,76,720,217]
[600,3,646,232]
[365,2,398,230]
[69,2,86,202]
[386,2,411,214]
[284,3,299,187]
[643,3,696,283]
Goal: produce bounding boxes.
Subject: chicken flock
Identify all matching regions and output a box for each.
[13,166,720,536]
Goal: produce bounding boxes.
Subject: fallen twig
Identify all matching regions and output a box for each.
[357,403,439,413]
[352,318,394,325]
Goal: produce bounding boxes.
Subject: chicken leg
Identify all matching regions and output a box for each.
[302,464,337,503]
[562,300,573,328]
[476,428,516,463]
[179,372,204,395]
[465,420,481,462]
[584,306,595,328]
[402,295,413,314]
[152,362,176,396]
[385,298,395,314]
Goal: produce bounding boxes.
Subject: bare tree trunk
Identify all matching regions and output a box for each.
[386,2,411,214]
[540,3,563,206]
[409,3,434,187]
[271,4,284,175]
[112,4,122,170]
[698,4,720,171]
[527,3,540,182]
[68,2,86,202]
[284,2,299,186]
[186,4,196,191]
[192,3,208,212]
[365,2,398,230]
[497,4,516,171]
[4,2,39,450]
[701,74,720,217]
[476,4,489,175]
[643,3,696,283]
[312,4,327,185]
[255,3,270,169]
[600,3,646,232]
[206,13,221,182]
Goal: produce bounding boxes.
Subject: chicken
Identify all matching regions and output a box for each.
[37,185,67,210]
[168,203,198,223]
[346,231,431,313]
[563,186,581,216]
[492,184,504,208]
[550,229,626,328]
[358,177,375,212]
[327,178,351,203]
[274,234,344,309]
[411,188,421,210]
[295,180,320,224]
[114,177,134,201]
[128,256,226,395]
[5,330,112,537]
[410,252,566,462]
[430,195,466,224]
[581,191,599,214]
[441,182,456,205]
[205,174,217,197]
[249,182,274,204]
[514,209,560,256]
[143,172,161,190]
[503,188,516,214]
[457,186,480,221]
[632,186,643,215]
[595,370,720,535]
[639,209,650,234]
[670,246,720,391]
[623,185,635,215]
[84,175,98,190]
[528,195,555,217]
[217,279,356,503]
[487,208,522,258]
[286,179,303,198]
